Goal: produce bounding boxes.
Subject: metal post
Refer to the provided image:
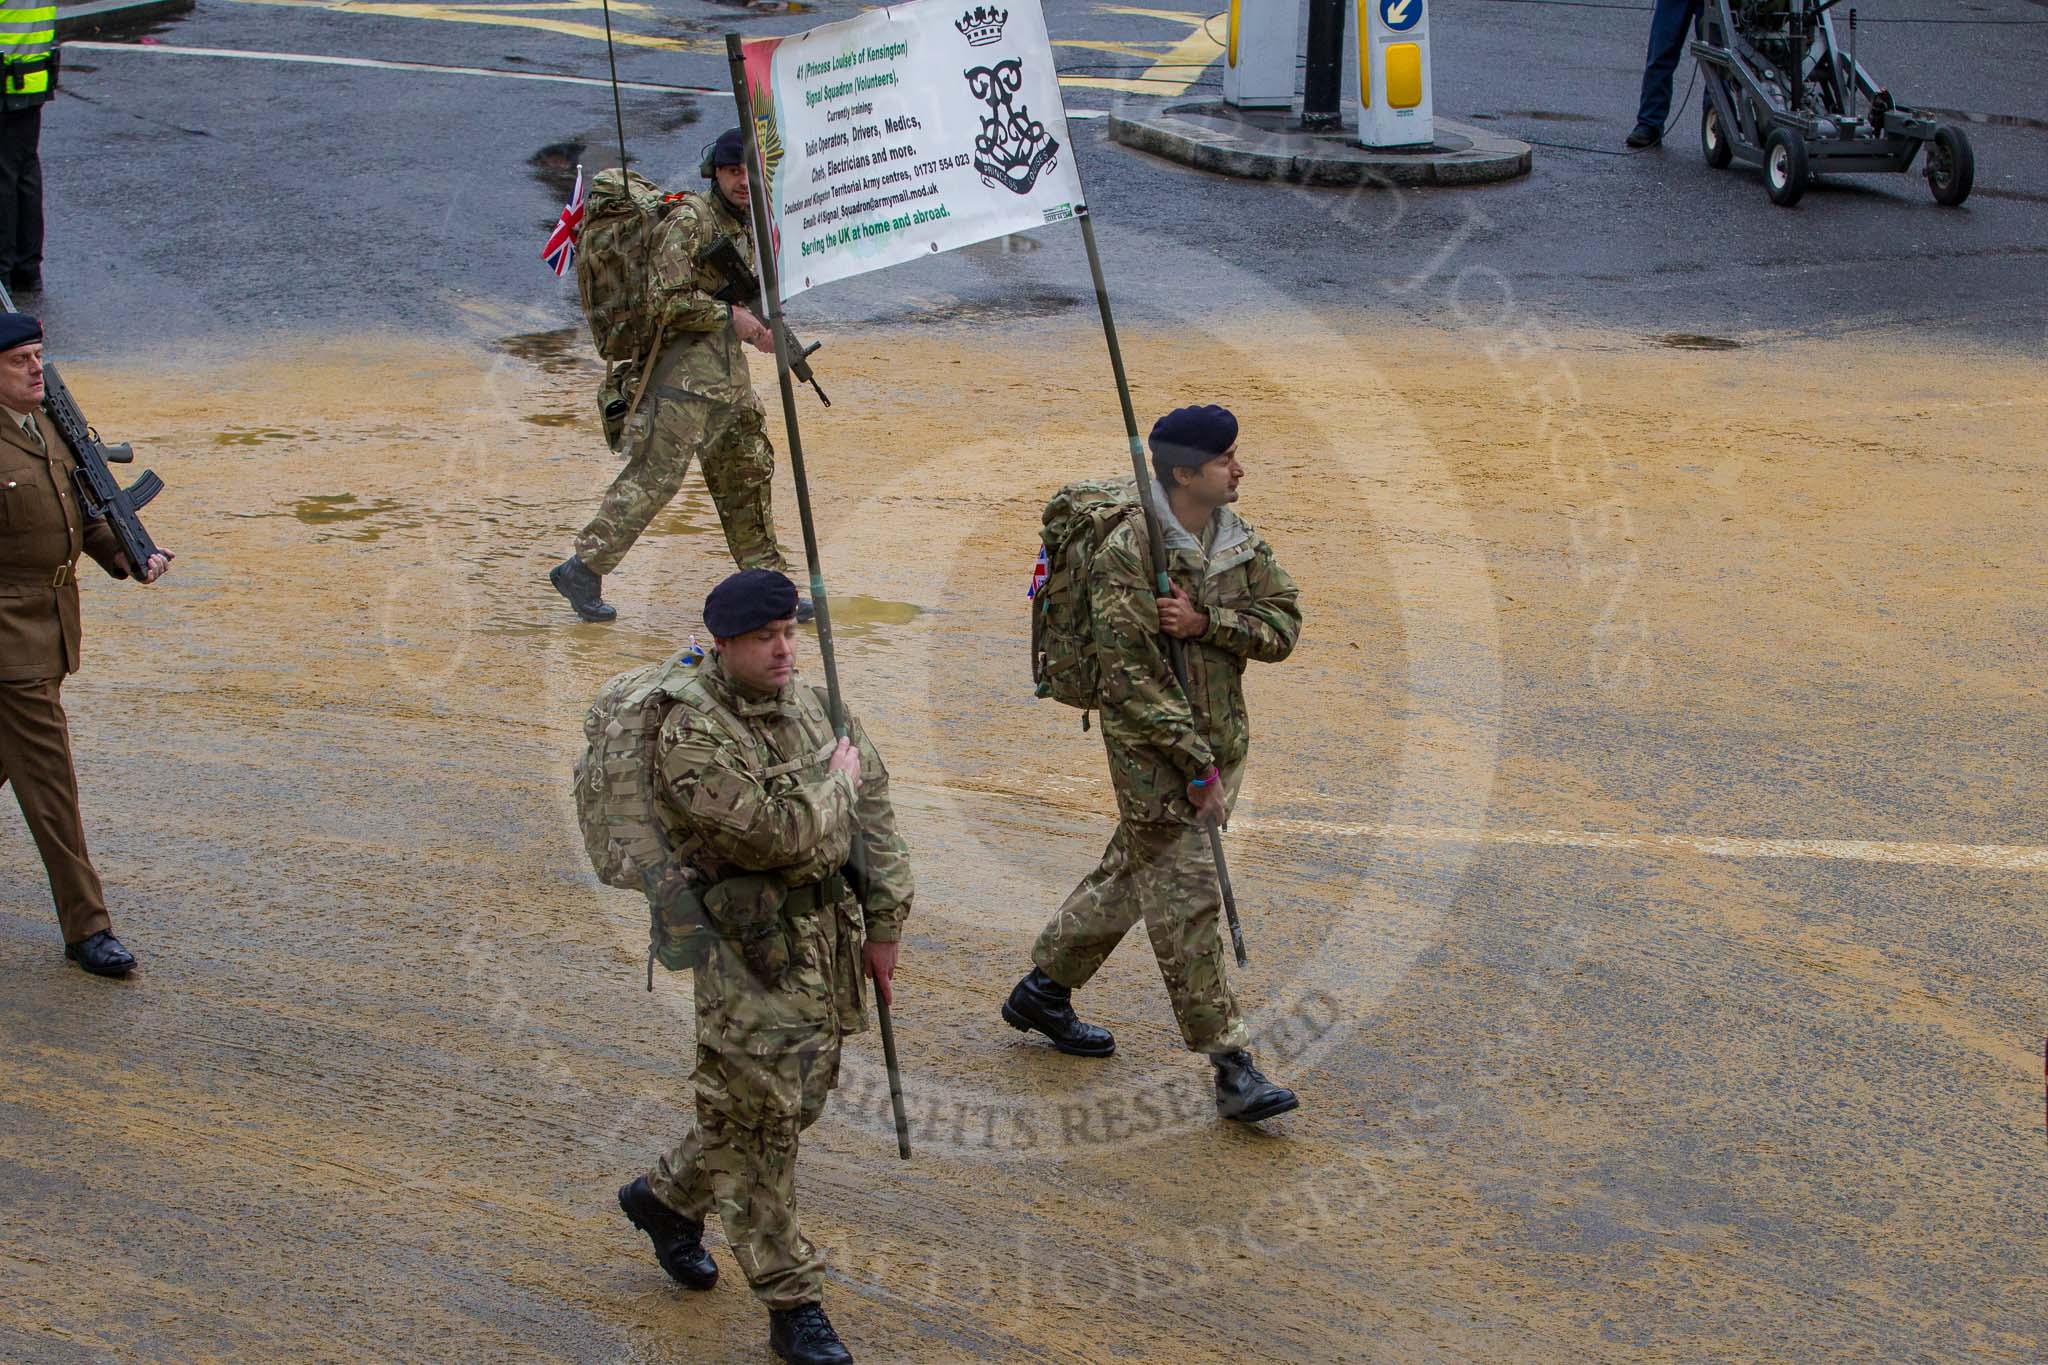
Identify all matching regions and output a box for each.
[726,35,912,1160]
[1075,208,1249,968]
[1301,0,1347,132]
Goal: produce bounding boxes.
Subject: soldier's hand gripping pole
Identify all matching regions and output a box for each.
[1074,209,1248,967]
[728,33,911,1155]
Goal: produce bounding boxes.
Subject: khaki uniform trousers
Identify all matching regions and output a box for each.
[1032,764,1249,1054]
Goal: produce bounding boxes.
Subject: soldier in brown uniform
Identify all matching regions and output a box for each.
[0,312,169,975]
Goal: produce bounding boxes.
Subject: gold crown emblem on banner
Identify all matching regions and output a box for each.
[956,6,1009,45]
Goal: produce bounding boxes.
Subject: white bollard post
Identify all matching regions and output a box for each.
[1223,0,1301,109]
[1354,0,1434,147]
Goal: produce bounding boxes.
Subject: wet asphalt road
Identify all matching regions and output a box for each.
[2,4,2044,1363]
[39,0,2048,359]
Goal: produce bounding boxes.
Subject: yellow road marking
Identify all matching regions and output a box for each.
[226,0,1225,98]
[1051,38,1177,57]
[1059,8,1223,95]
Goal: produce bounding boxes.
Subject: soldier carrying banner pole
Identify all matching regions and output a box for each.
[720,38,914,1175]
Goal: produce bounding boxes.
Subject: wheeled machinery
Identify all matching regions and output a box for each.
[1691,0,1975,208]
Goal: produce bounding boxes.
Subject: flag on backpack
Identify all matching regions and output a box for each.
[542,165,585,277]
[1027,546,1048,600]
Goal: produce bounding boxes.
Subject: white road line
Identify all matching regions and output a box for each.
[1243,818,2048,872]
[73,42,1119,116]
[68,42,717,94]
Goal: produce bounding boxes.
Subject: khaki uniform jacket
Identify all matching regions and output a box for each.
[655,652,913,1033]
[647,190,762,410]
[0,408,127,682]
[1092,495,1300,825]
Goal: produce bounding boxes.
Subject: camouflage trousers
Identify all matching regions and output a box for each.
[575,386,789,577]
[1032,765,1248,1054]
[646,933,842,1309]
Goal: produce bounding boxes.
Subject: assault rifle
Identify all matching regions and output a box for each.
[42,356,164,576]
[697,234,830,407]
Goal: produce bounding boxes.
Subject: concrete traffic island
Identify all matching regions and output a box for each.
[1109,99,1532,188]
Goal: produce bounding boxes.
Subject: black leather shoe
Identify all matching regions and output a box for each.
[549,555,617,622]
[618,1176,717,1290]
[1212,1049,1298,1123]
[64,930,135,978]
[1001,968,1115,1057]
[770,1302,853,1365]
[795,596,816,624]
[9,269,40,294]
[1625,124,1661,149]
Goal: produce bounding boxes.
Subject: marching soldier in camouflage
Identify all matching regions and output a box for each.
[1004,404,1305,1123]
[617,569,909,1365]
[553,128,804,625]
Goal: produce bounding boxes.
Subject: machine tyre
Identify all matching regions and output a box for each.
[1764,128,1808,207]
[1926,125,1974,207]
[1701,101,1733,169]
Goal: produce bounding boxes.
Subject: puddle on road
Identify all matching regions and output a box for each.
[530,140,586,200]
[963,234,1044,256]
[1656,333,1744,351]
[495,327,596,376]
[291,493,412,541]
[821,595,925,630]
[216,427,307,447]
[900,290,1081,324]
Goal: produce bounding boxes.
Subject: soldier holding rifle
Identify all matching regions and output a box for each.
[553,128,809,625]
[0,311,170,976]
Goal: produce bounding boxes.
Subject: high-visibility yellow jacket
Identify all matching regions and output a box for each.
[0,0,56,112]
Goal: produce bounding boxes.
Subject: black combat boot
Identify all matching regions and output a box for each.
[550,555,617,622]
[1211,1050,1299,1123]
[617,1176,717,1290]
[1001,967,1115,1057]
[769,1302,853,1364]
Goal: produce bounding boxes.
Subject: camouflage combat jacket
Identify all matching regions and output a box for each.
[1092,489,1301,825]
[647,189,761,410]
[655,650,911,1030]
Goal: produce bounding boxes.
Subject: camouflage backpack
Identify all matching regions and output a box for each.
[574,168,674,364]
[1030,478,1144,717]
[575,646,714,976]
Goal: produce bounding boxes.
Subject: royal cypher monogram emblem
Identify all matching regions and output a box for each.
[958,8,1060,195]
[955,6,1008,45]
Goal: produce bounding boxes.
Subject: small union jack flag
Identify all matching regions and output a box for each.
[1027,546,1048,599]
[542,165,585,277]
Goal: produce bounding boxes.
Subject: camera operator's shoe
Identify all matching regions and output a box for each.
[1212,1049,1299,1123]
[1001,967,1115,1057]
[550,555,617,622]
[617,1177,717,1290]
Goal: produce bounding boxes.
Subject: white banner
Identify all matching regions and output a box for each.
[739,0,1087,300]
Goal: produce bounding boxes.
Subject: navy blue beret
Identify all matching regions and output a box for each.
[0,311,41,353]
[1148,404,1238,468]
[704,568,798,638]
[707,127,747,171]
